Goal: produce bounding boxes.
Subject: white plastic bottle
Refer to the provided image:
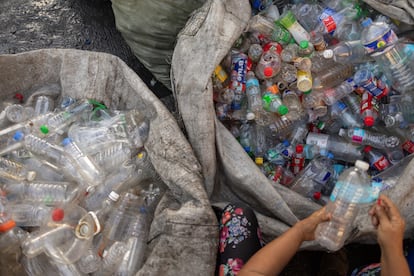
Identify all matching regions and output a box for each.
[315,160,371,251]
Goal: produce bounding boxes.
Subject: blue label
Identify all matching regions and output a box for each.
[363,29,399,54]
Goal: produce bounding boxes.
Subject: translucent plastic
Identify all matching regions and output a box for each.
[0,157,36,182]
[330,100,362,128]
[322,78,356,105]
[313,63,354,89]
[9,203,52,227]
[34,95,54,116]
[255,50,282,80]
[252,124,267,165]
[315,161,371,251]
[338,127,400,149]
[323,40,371,64]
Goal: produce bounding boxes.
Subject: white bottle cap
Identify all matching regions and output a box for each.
[355,160,370,171]
[323,49,334,59]
[109,191,120,202]
[246,112,255,121]
[26,171,37,182]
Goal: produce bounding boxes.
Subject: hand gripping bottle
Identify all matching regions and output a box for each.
[315,160,371,251]
[360,18,414,93]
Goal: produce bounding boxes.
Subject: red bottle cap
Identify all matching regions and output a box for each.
[0,220,16,232]
[264,67,273,78]
[313,191,321,201]
[363,145,372,153]
[14,93,24,103]
[52,208,65,222]
[296,144,304,153]
[364,116,375,127]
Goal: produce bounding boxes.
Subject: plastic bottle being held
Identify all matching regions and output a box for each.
[291,144,305,175]
[255,50,282,80]
[315,160,371,251]
[278,10,310,44]
[313,63,354,89]
[289,152,334,201]
[339,127,400,149]
[306,132,364,163]
[360,18,414,93]
[354,68,389,99]
[360,92,378,127]
[323,40,372,64]
[323,78,357,106]
[364,146,391,173]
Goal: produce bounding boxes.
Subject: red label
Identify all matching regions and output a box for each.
[360,93,372,114]
[403,140,414,153]
[322,16,337,33]
[373,156,390,171]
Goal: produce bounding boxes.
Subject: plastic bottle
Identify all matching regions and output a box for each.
[282,89,303,115]
[280,43,299,63]
[343,93,361,116]
[313,5,362,37]
[96,241,128,276]
[122,109,150,151]
[360,18,414,93]
[291,144,305,175]
[310,31,328,52]
[330,100,363,128]
[239,122,253,153]
[77,246,102,274]
[3,181,76,206]
[0,156,36,182]
[353,68,389,99]
[245,72,264,121]
[62,137,105,188]
[265,140,289,166]
[338,127,400,149]
[323,40,372,64]
[364,145,391,173]
[271,23,296,46]
[306,132,364,163]
[279,63,298,83]
[289,123,308,147]
[261,88,289,116]
[4,104,33,124]
[315,160,371,251]
[34,95,54,116]
[252,123,267,166]
[297,40,314,58]
[278,10,310,44]
[302,90,327,118]
[322,78,357,105]
[248,44,263,62]
[292,3,324,32]
[230,51,248,110]
[293,56,312,72]
[297,70,313,93]
[255,50,282,80]
[313,63,354,89]
[289,153,335,199]
[359,92,379,127]
[9,203,52,227]
[268,111,308,139]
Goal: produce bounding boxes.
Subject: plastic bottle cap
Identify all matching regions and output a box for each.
[303,89,312,95]
[62,137,72,146]
[282,140,290,147]
[26,171,36,182]
[246,78,259,88]
[364,116,375,127]
[0,220,16,232]
[246,112,255,121]
[296,144,304,153]
[299,40,309,49]
[108,191,120,202]
[361,18,373,28]
[363,145,372,152]
[264,67,274,78]
[338,128,346,137]
[355,160,370,171]
[313,192,321,201]
[14,93,24,103]
[13,131,24,141]
[255,157,264,165]
[278,105,289,116]
[52,208,65,222]
[323,49,334,59]
[40,125,49,135]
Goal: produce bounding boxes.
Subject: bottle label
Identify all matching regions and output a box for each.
[306,133,329,149]
[402,140,414,154]
[363,29,399,54]
[322,15,337,34]
[351,128,364,143]
[330,181,376,203]
[319,8,336,22]
[372,156,390,171]
[231,52,247,89]
[358,77,388,98]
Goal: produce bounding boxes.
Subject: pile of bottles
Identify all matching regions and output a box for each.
[0,87,163,275]
[214,0,414,204]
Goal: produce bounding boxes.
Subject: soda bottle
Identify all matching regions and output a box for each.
[315,160,371,251]
[359,92,379,127]
[297,40,314,58]
[360,18,414,93]
[364,145,391,173]
[338,127,400,149]
[313,5,362,37]
[291,144,305,175]
[306,132,364,163]
[262,88,289,116]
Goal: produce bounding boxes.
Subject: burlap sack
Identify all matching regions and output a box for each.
[171,0,414,248]
[0,49,218,275]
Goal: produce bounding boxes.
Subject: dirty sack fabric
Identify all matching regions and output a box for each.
[362,0,414,25]
[171,0,414,249]
[111,0,207,91]
[0,49,218,276]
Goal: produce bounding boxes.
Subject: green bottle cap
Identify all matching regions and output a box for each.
[278,105,289,116]
[278,11,296,29]
[299,40,309,49]
[303,89,312,95]
[40,125,49,134]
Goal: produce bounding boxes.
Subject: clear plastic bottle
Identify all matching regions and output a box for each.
[291,144,305,175]
[239,122,253,153]
[34,95,54,116]
[252,123,267,166]
[302,90,327,118]
[282,89,303,115]
[323,40,372,64]
[9,203,52,227]
[279,63,298,83]
[271,23,295,46]
[261,89,289,116]
[322,78,357,105]
[123,109,150,151]
[292,3,323,32]
[359,92,378,127]
[255,50,282,80]
[289,153,335,199]
[313,63,354,89]
[278,10,310,44]
[91,142,132,171]
[330,100,362,128]
[265,140,290,166]
[297,70,313,93]
[360,18,414,93]
[246,72,264,121]
[313,5,362,37]
[353,68,389,99]
[280,43,299,63]
[77,246,102,274]
[0,156,36,182]
[289,123,309,147]
[268,111,308,139]
[3,181,76,206]
[297,40,314,57]
[343,93,361,116]
[5,104,34,123]
[306,132,364,162]
[96,241,128,276]
[248,44,263,63]
[364,145,391,173]
[338,127,400,149]
[230,51,248,110]
[315,160,371,251]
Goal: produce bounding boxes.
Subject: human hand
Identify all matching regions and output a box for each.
[369,194,405,252]
[295,207,331,242]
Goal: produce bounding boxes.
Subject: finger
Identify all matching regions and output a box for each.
[371,214,379,228]
[368,204,377,216]
[375,204,390,223]
[378,195,401,219]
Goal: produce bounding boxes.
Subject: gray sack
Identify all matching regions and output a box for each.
[0,49,218,275]
[171,0,414,249]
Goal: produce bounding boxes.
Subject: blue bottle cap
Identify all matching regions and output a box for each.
[13,131,24,141]
[361,18,373,28]
[62,137,73,146]
[246,78,259,88]
[282,140,290,147]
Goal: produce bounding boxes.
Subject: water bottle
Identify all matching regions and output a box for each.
[322,78,357,105]
[248,44,263,62]
[95,241,128,276]
[289,123,308,147]
[280,43,299,63]
[9,203,52,227]
[297,40,314,58]
[279,63,298,83]
[252,123,267,166]
[353,68,389,99]
[262,88,289,116]
[239,122,253,153]
[91,142,132,171]
[315,160,371,251]
[313,5,362,37]
[343,93,361,117]
[123,109,150,151]
[4,104,34,124]
[289,153,334,200]
[282,89,303,115]
[0,156,36,182]
[265,140,290,165]
[338,127,400,149]
[364,145,391,173]
[291,144,305,175]
[302,90,327,118]
[271,23,296,46]
[255,50,282,80]
[230,51,248,110]
[268,111,308,139]
[360,18,414,93]
[360,92,379,127]
[306,132,364,163]
[77,246,102,274]
[278,10,310,44]
[34,95,54,116]
[313,63,354,89]
[292,3,324,32]
[330,100,362,128]
[246,72,264,121]
[323,40,372,64]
